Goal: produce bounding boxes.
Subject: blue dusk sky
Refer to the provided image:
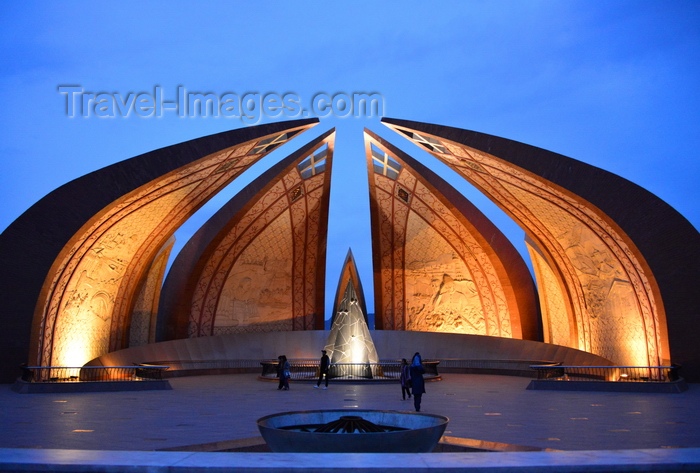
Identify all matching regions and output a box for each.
[1,1,698,321]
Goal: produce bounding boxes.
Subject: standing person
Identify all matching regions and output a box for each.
[409,352,425,412]
[314,349,330,389]
[400,358,412,401]
[276,355,285,390]
[281,355,291,390]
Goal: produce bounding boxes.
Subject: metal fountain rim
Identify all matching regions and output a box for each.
[257,408,450,431]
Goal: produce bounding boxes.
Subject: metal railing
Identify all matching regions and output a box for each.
[259,359,440,381]
[439,359,554,376]
[142,359,262,372]
[19,365,170,383]
[530,364,680,383]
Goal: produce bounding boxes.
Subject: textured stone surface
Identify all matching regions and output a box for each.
[365,130,539,340]
[190,134,333,335]
[383,118,700,381]
[90,330,612,370]
[0,119,318,382]
[158,130,334,340]
[129,236,175,347]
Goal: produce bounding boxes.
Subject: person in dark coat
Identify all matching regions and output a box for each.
[281,355,291,390]
[276,355,285,390]
[314,350,330,389]
[276,355,291,390]
[409,352,425,412]
[400,358,412,400]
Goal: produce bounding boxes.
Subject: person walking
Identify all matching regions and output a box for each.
[281,355,291,390]
[276,355,285,390]
[409,352,425,411]
[314,349,330,389]
[400,358,412,400]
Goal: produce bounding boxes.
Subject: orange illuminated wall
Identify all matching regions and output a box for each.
[158,130,335,338]
[2,117,699,383]
[383,118,674,368]
[11,121,318,371]
[365,130,539,339]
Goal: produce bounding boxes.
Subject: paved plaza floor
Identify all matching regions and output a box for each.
[1,373,700,453]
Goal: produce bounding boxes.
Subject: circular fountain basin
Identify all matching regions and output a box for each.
[257,409,449,453]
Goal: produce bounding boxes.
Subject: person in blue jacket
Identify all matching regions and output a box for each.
[409,352,425,411]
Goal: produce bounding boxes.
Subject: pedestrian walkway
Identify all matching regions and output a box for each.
[3,373,700,472]
[2,373,699,453]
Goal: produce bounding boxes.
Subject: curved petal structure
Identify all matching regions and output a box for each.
[3,117,699,383]
[0,119,317,379]
[365,129,540,340]
[383,117,700,377]
[158,129,335,339]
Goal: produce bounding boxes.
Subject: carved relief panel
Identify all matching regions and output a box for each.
[366,132,523,337]
[213,212,294,334]
[386,122,664,366]
[37,126,314,368]
[527,239,574,346]
[404,213,485,334]
[188,137,333,336]
[129,236,174,347]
